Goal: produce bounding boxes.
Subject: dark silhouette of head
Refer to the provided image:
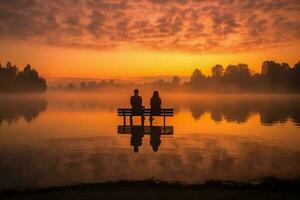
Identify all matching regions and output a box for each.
[153,90,159,97]
[152,146,159,152]
[134,89,139,95]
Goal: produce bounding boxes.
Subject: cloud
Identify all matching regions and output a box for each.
[0,0,299,53]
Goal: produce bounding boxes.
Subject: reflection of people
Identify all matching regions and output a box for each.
[150,91,162,116]
[130,126,144,153]
[150,126,161,152]
[130,89,143,115]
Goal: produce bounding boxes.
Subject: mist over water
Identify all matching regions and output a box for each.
[0,92,300,190]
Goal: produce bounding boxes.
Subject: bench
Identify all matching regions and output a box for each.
[118,125,174,135]
[117,108,174,126]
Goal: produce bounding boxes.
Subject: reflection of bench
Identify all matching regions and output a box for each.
[118,125,173,135]
[117,108,174,126]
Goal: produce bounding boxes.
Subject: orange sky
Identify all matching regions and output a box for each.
[0,0,299,79]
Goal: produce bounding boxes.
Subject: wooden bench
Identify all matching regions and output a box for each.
[118,125,174,135]
[117,108,174,126]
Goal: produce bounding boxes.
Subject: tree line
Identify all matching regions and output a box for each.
[143,60,300,93]
[186,60,300,92]
[0,62,47,93]
[10,59,297,93]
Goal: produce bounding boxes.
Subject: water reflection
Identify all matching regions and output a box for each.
[0,95,299,127]
[130,126,144,153]
[0,96,47,125]
[118,125,174,152]
[188,97,300,126]
[0,134,299,190]
[150,126,162,152]
[0,94,299,190]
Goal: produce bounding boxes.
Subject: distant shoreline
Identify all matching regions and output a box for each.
[2,90,300,95]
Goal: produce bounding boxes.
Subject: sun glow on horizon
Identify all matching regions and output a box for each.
[1,40,299,80]
[0,0,299,80]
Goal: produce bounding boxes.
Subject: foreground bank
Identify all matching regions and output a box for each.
[1,178,299,200]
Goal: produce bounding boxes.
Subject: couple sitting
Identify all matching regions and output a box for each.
[130,89,162,116]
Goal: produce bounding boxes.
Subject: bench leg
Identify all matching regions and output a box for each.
[163,116,166,133]
[141,115,145,127]
[130,116,133,126]
[123,116,126,126]
[122,123,125,133]
[149,115,153,127]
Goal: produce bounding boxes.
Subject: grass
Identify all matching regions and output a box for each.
[1,177,299,200]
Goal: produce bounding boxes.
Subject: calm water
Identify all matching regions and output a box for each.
[0,93,300,190]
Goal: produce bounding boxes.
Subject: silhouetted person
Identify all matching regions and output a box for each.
[130,126,144,153]
[150,126,161,152]
[130,89,143,115]
[150,91,162,122]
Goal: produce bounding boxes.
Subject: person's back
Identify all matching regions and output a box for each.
[131,95,142,110]
[130,89,142,115]
[150,91,161,116]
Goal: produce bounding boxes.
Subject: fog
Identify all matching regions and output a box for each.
[1,91,300,127]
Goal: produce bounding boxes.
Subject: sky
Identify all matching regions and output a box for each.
[0,0,300,79]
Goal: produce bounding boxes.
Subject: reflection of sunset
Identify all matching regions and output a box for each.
[1,0,300,196]
[1,94,299,150]
[1,94,300,187]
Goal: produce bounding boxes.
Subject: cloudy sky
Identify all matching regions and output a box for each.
[0,0,299,78]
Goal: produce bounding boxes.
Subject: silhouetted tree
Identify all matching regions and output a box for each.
[212,64,224,78]
[224,64,250,82]
[78,79,121,91]
[190,69,206,89]
[67,83,76,90]
[294,61,300,73]
[172,76,181,86]
[80,82,87,89]
[186,60,300,93]
[289,61,300,92]
[87,81,97,89]
[262,61,289,81]
[17,64,47,92]
[0,62,46,93]
[261,61,293,90]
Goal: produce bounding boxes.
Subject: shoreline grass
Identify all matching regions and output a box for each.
[1,177,299,195]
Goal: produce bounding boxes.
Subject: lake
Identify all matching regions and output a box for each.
[0,93,300,190]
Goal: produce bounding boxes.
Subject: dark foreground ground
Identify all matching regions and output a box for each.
[1,178,300,200]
